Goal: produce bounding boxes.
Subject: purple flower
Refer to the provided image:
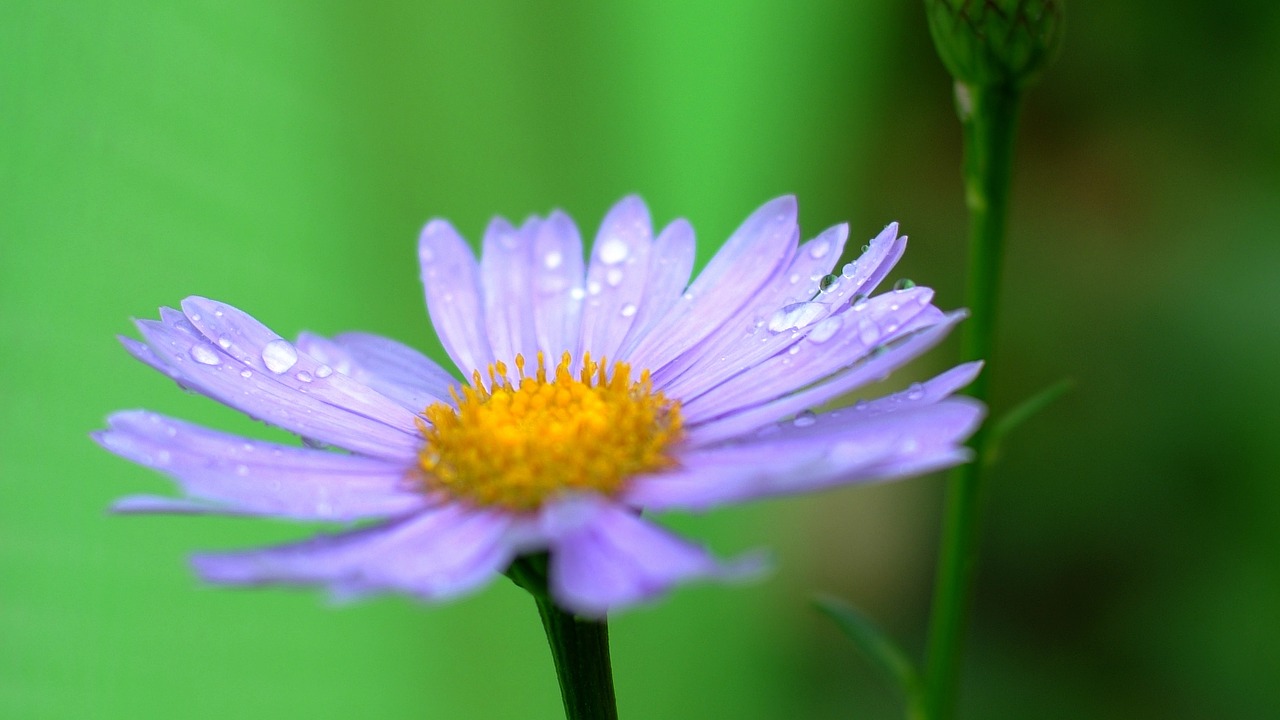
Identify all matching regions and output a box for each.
[95,196,983,617]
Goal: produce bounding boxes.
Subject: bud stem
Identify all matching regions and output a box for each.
[923,80,1022,720]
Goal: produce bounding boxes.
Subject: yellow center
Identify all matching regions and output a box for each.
[417,352,683,512]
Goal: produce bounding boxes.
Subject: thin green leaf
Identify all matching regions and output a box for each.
[813,594,923,701]
[986,377,1074,462]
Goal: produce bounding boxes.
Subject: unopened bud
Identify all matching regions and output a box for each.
[925,0,1064,90]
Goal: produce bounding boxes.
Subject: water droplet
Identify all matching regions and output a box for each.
[620,303,637,317]
[894,278,916,291]
[261,339,298,374]
[544,250,563,269]
[850,293,869,309]
[808,240,830,259]
[789,273,801,284]
[605,268,624,287]
[296,371,313,383]
[189,344,220,365]
[767,302,827,332]
[314,364,333,378]
[906,383,925,400]
[598,237,629,264]
[788,344,801,355]
[587,280,602,295]
[857,318,881,345]
[842,261,858,278]
[818,274,839,293]
[569,287,586,301]
[793,410,817,427]
[216,335,232,349]
[861,244,870,253]
[240,369,253,379]
[808,315,843,343]
[190,314,201,322]
[419,246,435,263]
[682,291,694,301]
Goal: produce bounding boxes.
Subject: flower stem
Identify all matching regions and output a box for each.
[508,556,619,720]
[922,80,1022,720]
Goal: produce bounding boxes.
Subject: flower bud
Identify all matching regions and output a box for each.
[924,0,1064,90]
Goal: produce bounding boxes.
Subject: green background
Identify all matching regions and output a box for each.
[4,2,1279,718]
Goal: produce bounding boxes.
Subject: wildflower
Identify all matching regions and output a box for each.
[96,196,983,617]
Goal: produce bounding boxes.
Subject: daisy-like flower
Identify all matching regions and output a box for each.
[96,196,983,617]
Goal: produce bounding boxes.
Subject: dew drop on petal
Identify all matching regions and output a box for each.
[818,274,840,293]
[620,303,637,317]
[842,261,858,278]
[544,250,563,269]
[808,240,830,259]
[606,268,624,287]
[189,344,220,365]
[850,293,869,309]
[788,344,801,355]
[789,273,801,284]
[261,339,298,374]
[894,278,916,291]
[587,280,602,295]
[793,410,817,427]
[314,364,333,378]
[906,383,925,400]
[768,302,827,332]
[808,315,843,343]
[216,335,232,349]
[296,371,313,383]
[569,287,586,301]
[598,237,629,264]
[240,369,253,379]
[857,318,881,345]
[861,244,870,253]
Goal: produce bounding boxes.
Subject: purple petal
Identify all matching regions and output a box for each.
[848,361,983,418]
[192,505,520,601]
[529,211,586,359]
[578,196,652,361]
[686,311,966,445]
[615,218,696,356]
[297,331,457,412]
[131,312,421,461]
[419,219,493,375]
[822,223,907,307]
[96,411,428,521]
[626,196,799,374]
[628,399,982,511]
[480,216,541,363]
[679,286,939,424]
[654,223,850,398]
[545,497,763,617]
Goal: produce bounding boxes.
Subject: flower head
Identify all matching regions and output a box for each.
[96,196,983,617]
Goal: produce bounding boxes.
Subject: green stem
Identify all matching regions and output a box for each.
[922,81,1022,720]
[509,556,619,720]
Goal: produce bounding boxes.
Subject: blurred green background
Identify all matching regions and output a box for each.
[4,2,1279,718]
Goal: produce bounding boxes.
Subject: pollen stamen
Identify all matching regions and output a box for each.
[418,352,683,512]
